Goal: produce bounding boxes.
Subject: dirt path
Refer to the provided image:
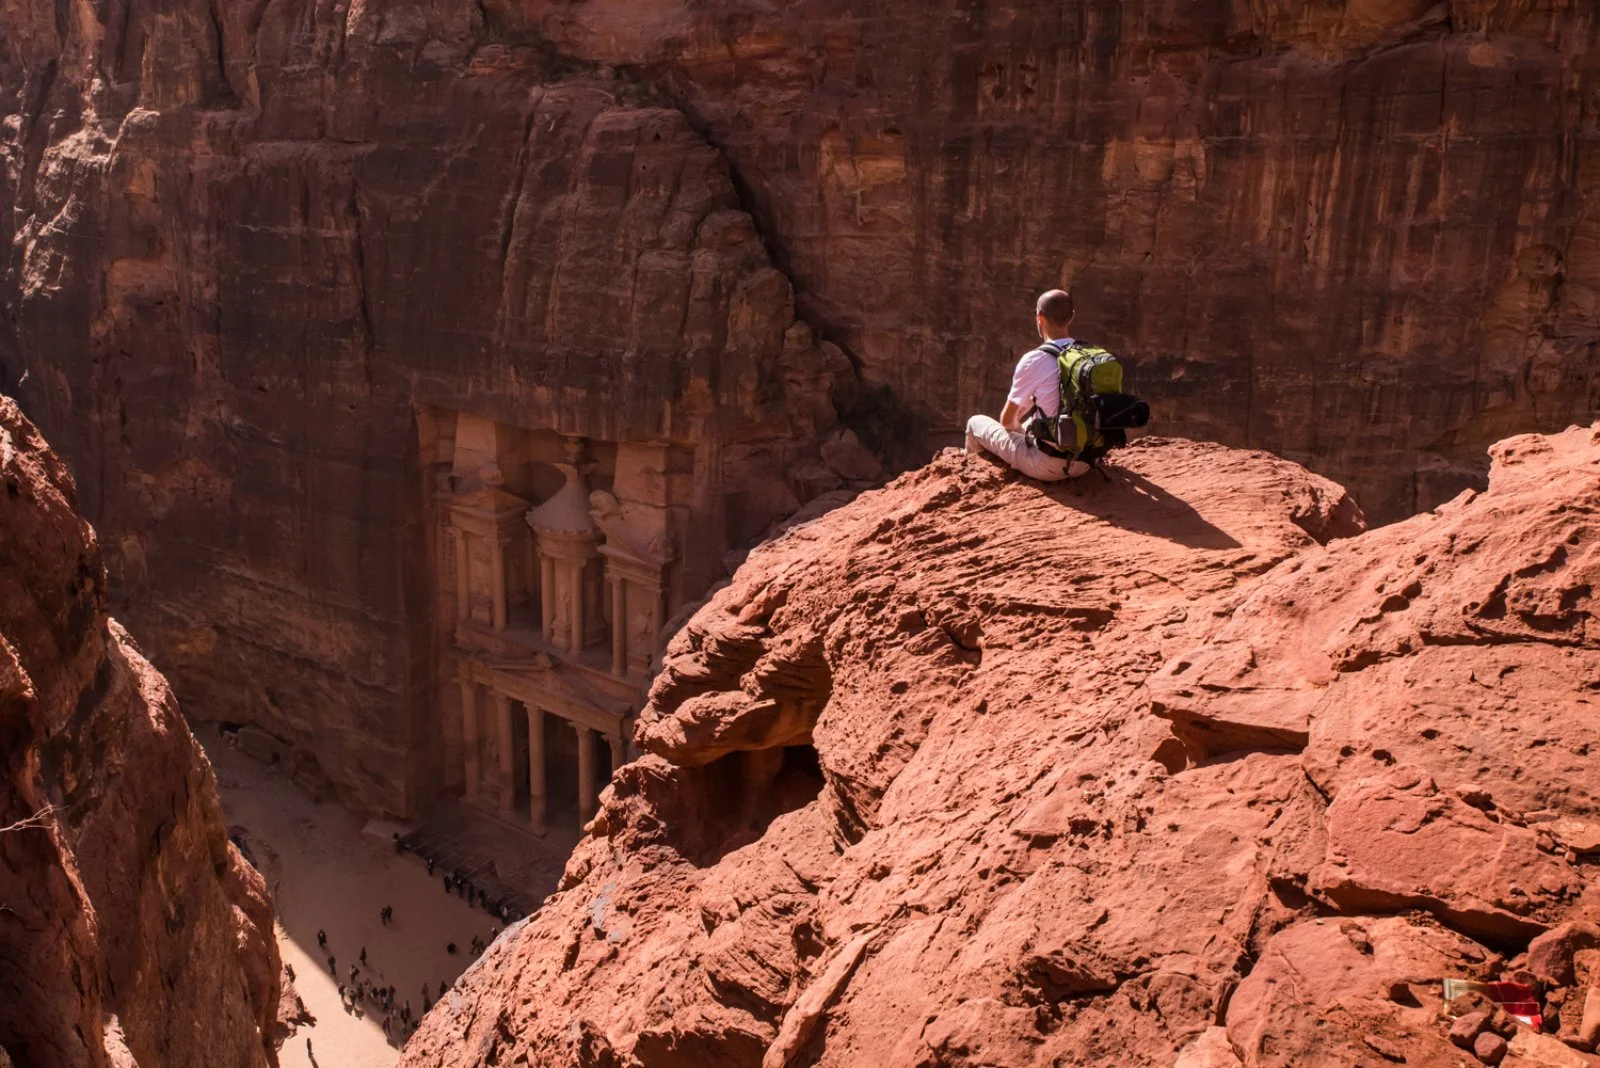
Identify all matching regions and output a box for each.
[205,730,511,1068]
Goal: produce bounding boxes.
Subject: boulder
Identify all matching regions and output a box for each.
[1529,925,1600,989]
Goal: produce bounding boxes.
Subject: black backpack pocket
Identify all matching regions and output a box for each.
[1092,393,1149,430]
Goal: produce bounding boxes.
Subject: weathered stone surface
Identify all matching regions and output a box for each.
[3,0,1599,817]
[1506,1028,1600,1068]
[516,0,1600,518]
[0,398,282,1067]
[400,425,1599,1067]
[1314,766,1570,945]
[1579,987,1600,1050]
[1476,1030,1510,1066]
[1226,916,1493,1068]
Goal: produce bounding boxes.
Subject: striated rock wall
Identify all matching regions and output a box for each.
[0,397,282,1068]
[483,0,1600,514]
[400,426,1599,1067]
[2,0,1597,812]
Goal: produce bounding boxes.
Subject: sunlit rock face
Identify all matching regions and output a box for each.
[0,398,283,1068]
[400,426,1600,1068]
[1,0,1596,816]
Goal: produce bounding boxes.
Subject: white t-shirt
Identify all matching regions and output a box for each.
[1006,337,1073,419]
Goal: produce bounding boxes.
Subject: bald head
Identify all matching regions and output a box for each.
[1035,289,1075,338]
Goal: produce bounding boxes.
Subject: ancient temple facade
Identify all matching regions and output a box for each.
[419,409,702,830]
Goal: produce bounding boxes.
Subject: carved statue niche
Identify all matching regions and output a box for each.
[527,438,605,655]
[447,461,532,639]
[591,490,676,679]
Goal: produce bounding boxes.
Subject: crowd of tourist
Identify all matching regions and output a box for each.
[311,895,502,1049]
[295,834,521,1048]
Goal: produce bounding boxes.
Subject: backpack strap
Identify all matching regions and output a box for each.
[1034,340,1072,410]
[1018,341,1080,462]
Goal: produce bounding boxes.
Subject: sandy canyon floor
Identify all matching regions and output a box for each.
[204,729,574,1068]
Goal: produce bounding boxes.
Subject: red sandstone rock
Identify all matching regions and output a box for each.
[1529,924,1600,989]
[1580,987,1600,1050]
[0,398,283,1067]
[1476,1031,1510,1066]
[1452,1011,1492,1049]
[1506,1028,1600,1068]
[399,426,1599,1067]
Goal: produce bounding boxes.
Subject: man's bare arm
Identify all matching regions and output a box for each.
[999,399,1022,431]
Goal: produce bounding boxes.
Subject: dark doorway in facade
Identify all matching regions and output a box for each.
[545,713,580,826]
[511,699,531,815]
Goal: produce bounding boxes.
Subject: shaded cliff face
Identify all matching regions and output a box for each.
[1,2,1597,809]
[0,1,848,813]
[0,398,282,1068]
[399,427,1599,1067]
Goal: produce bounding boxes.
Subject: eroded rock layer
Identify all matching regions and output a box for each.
[402,427,1599,1067]
[0,398,282,1068]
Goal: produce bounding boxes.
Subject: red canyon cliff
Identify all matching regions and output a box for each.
[0,397,283,1068]
[401,425,1600,1067]
[2,1,1598,815]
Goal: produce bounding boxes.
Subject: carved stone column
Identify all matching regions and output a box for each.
[527,706,547,831]
[490,690,515,813]
[539,556,555,639]
[567,561,586,652]
[453,529,470,623]
[459,674,480,800]
[609,578,626,676]
[448,462,530,640]
[491,535,509,632]
[607,733,626,776]
[576,725,599,824]
[591,489,676,680]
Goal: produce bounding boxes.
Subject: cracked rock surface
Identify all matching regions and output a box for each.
[401,425,1598,1066]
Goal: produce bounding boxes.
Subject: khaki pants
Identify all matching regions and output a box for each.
[964,415,1087,481]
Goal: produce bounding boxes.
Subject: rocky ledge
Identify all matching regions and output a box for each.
[402,428,1599,1068]
[0,398,284,1068]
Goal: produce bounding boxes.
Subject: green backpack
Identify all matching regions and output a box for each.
[1024,341,1150,466]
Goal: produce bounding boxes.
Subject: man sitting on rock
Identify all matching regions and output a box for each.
[965,288,1091,481]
